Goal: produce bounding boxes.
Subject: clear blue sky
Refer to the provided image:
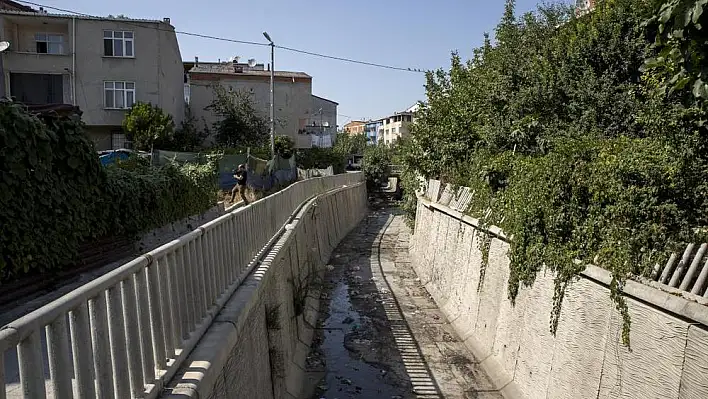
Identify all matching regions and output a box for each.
[36,0,561,126]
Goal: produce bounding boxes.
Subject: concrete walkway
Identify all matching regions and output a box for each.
[304,206,502,398]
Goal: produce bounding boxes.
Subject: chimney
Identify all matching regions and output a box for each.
[163,17,170,24]
[195,56,199,67]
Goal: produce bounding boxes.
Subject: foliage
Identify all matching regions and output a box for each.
[333,133,367,157]
[295,147,347,174]
[0,102,105,279]
[362,144,392,190]
[0,102,218,283]
[274,135,294,158]
[401,0,708,346]
[122,102,175,151]
[206,85,269,148]
[168,106,209,152]
[644,0,708,102]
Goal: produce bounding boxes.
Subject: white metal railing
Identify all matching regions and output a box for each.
[0,172,363,399]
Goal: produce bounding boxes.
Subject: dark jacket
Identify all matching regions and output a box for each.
[235,170,248,186]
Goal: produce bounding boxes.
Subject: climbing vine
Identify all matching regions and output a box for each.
[401,0,708,346]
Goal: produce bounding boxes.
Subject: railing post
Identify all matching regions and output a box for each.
[122,276,146,397]
[17,329,46,399]
[46,316,73,399]
[89,293,114,399]
[70,302,97,399]
[106,284,131,399]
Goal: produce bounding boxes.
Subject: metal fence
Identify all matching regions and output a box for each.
[0,172,363,399]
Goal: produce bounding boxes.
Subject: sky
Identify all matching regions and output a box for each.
[30,0,563,126]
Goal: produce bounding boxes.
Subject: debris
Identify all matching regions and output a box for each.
[326,265,335,271]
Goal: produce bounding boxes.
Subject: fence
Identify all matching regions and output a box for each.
[153,150,297,192]
[0,172,364,399]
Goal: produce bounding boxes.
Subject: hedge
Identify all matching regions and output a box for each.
[0,102,217,283]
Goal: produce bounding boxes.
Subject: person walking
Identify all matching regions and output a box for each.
[231,164,249,204]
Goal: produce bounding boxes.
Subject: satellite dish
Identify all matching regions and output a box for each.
[248,58,257,67]
[0,41,10,52]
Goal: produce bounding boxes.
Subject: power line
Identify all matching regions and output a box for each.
[12,0,426,73]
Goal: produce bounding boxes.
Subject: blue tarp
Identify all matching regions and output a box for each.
[99,151,131,166]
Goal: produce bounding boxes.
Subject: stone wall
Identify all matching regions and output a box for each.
[409,196,708,399]
[164,181,368,398]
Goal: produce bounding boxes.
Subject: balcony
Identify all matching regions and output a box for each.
[1,13,71,72]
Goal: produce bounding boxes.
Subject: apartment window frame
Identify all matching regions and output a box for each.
[34,33,64,55]
[104,81,136,109]
[103,30,134,58]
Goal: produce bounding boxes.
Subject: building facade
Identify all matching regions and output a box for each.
[188,60,335,149]
[343,120,365,135]
[307,94,338,148]
[0,9,184,150]
[364,120,381,145]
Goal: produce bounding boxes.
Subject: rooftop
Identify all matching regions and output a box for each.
[188,62,311,79]
[312,94,338,106]
[0,9,172,25]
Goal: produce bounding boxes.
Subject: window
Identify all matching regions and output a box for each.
[35,33,64,54]
[104,81,135,109]
[10,73,63,104]
[103,30,134,57]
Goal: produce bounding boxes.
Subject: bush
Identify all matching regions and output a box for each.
[295,147,346,174]
[0,102,105,279]
[123,102,175,151]
[362,144,392,191]
[0,102,218,283]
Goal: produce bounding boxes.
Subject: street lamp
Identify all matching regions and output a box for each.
[263,32,275,158]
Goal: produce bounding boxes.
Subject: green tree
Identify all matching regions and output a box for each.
[206,85,269,148]
[122,102,175,151]
[363,144,392,191]
[168,106,209,152]
[333,132,367,157]
[274,135,295,158]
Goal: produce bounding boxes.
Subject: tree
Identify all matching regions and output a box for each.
[168,107,209,152]
[333,132,367,157]
[274,135,294,158]
[122,102,175,152]
[206,85,269,148]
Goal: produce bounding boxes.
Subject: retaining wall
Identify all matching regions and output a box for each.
[163,181,368,398]
[410,196,708,399]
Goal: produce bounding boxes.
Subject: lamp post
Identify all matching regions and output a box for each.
[263,32,275,158]
[0,41,10,99]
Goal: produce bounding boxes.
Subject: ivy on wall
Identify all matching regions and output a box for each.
[401,0,708,346]
[0,102,218,283]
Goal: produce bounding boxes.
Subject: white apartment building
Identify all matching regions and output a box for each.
[378,104,418,145]
[0,5,184,150]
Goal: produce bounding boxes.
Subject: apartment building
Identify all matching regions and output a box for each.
[364,120,381,144]
[187,58,336,148]
[343,120,365,135]
[378,104,418,145]
[0,8,184,150]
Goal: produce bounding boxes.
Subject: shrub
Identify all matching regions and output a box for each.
[362,144,392,191]
[0,102,218,283]
[122,102,175,151]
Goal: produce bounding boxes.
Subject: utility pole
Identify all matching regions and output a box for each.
[263,32,275,158]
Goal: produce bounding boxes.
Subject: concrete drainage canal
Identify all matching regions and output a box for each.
[303,253,412,398]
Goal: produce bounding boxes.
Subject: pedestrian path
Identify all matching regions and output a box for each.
[304,207,503,398]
